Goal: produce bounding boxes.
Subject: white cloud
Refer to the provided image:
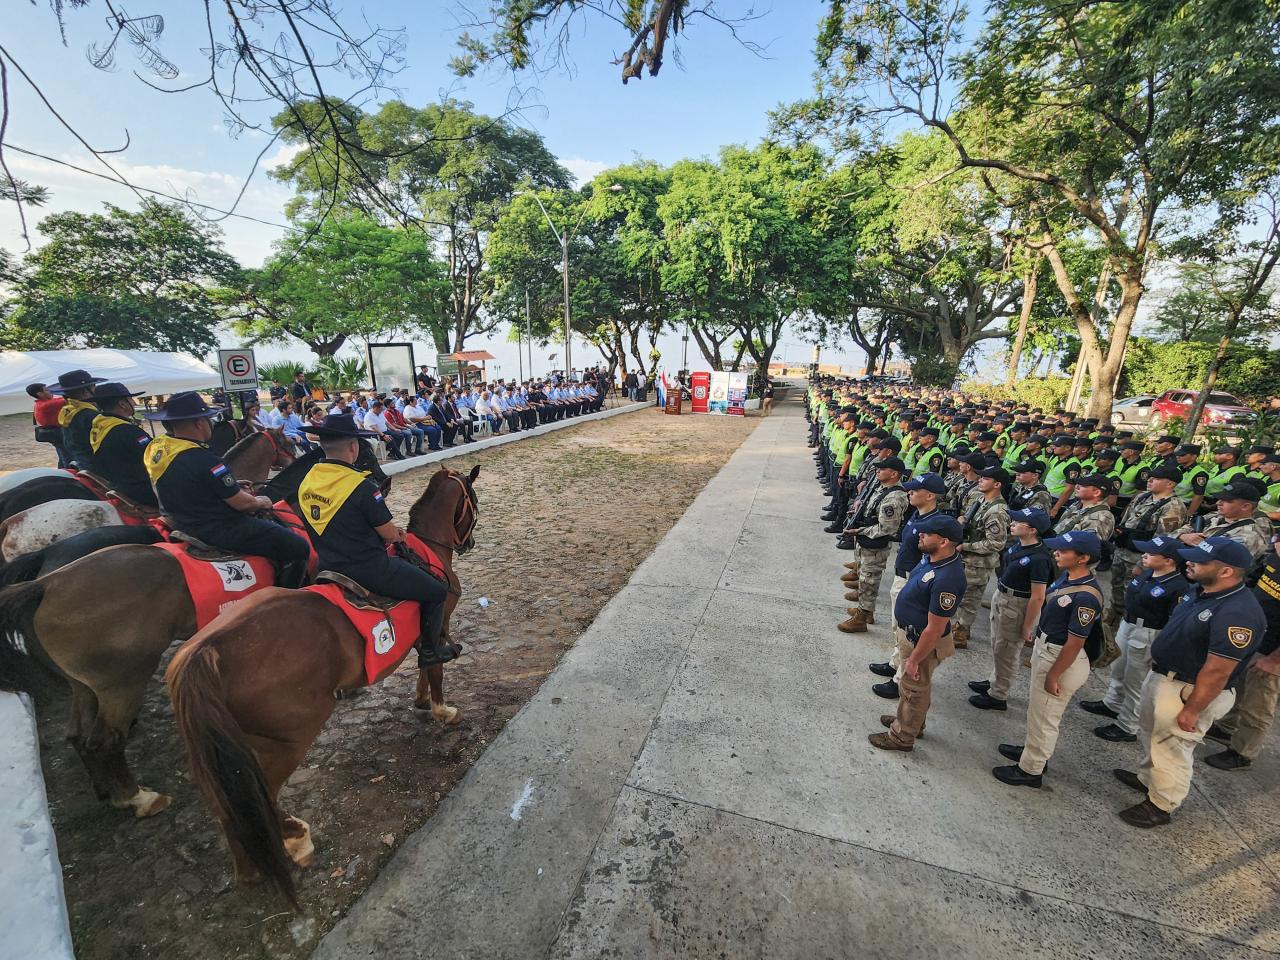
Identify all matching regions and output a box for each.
[561,156,609,187]
[264,142,306,171]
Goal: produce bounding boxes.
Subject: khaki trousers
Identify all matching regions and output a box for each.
[1020,634,1091,775]
[888,576,907,677]
[955,553,999,629]
[1111,549,1142,614]
[856,547,892,615]
[888,627,943,747]
[1216,669,1280,760]
[1101,619,1156,735]
[987,589,1029,701]
[1137,672,1235,812]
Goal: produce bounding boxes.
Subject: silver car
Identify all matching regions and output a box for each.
[1111,394,1157,426]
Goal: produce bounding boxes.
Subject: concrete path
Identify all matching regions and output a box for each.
[313,397,1278,960]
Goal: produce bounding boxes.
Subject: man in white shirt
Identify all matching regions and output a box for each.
[362,401,405,459]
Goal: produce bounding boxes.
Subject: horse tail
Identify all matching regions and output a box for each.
[166,639,296,908]
[0,580,52,695]
[0,549,46,586]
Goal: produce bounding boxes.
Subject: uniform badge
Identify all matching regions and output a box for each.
[883,506,895,518]
[939,592,956,610]
[1077,608,1096,626]
[923,571,935,583]
[1019,556,1030,566]
[1228,626,1254,649]
[1150,586,1164,597]
[1198,609,1213,622]
[1058,596,1072,607]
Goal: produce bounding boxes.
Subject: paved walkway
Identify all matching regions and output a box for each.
[313,397,1278,960]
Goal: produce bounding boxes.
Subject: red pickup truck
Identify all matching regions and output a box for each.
[1149,389,1256,429]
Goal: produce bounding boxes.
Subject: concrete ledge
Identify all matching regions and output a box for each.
[380,402,647,477]
[0,692,74,960]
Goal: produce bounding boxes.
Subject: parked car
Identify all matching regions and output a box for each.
[1148,389,1257,429]
[1110,394,1157,426]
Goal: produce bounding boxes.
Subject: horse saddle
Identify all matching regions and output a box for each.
[314,570,399,612]
[75,470,161,520]
[165,527,246,563]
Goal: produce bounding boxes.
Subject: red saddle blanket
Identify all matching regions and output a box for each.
[304,534,446,685]
[154,541,276,631]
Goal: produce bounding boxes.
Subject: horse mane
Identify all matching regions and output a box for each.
[224,428,268,461]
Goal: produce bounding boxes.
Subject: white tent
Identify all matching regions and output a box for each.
[0,349,220,416]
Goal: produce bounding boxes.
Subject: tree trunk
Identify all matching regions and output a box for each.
[1086,270,1143,419]
[1006,261,1039,386]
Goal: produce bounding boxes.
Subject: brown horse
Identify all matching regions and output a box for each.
[165,465,479,905]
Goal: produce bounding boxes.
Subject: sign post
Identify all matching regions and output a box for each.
[218,348,259,421]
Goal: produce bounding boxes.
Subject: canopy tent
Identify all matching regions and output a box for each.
[0,349,220,416]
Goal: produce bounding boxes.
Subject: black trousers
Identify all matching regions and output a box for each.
[337,555,448,667]
[187,515,311,588]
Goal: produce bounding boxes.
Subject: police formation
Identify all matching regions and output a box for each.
[806,377,1279,828]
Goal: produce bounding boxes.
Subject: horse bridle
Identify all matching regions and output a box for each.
[258,428,295,468]
[419,472,478,556]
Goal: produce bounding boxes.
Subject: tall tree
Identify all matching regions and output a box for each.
[272,99,571,353]
[227,216,450,358]
[791,0,1280,416]
[6,199,237,355]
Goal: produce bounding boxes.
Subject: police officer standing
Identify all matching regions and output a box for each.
[867,514,967,752]
[969,507,1054,711]
[143,392,310,588]
[1173,481,1270,560]
[87,381,157,508]
[1009,460,1053,514]
[838,457,909,633]
[1053,474,1118,541]
[1109,465,1187,627]
[866,473,946,699]
[951,466,1011,650]
[992,529,1105,788]
[1113,537,1266,827]
[1204,533,1280,771]
[298,412,461,667]
[1081,535,1188,742]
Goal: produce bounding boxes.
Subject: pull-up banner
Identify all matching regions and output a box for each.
[690,372,710,414]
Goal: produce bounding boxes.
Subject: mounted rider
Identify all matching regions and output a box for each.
[88,381,158,508]
[48,368,105,469]
[298,413,461,667]
[143,391,310,589]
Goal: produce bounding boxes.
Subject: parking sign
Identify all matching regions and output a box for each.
[218,348,259,393]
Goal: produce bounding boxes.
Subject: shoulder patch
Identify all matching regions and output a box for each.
[938,592,957,611]
[1076,607,1096,626]
[1227,626,1253,649]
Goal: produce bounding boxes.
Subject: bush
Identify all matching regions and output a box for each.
[257,359,317,386]
[961,376,1073,411]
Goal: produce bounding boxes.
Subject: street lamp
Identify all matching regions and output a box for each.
[517,183,623,380]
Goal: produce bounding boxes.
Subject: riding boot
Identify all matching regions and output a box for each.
[277,557,308,589]
[416,600,461,667]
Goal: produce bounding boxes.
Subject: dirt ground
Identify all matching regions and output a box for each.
[30,407,758,960]
[0,412,60,472]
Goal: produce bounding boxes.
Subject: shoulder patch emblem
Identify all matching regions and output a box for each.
[939,592,957,610]
[882,505,896,518]
[1019,556,1030,566]
[1228,626,1253,649]
[922,571,935,583]
[1077,608,1097,626]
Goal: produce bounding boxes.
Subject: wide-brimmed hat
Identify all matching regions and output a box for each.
[46,369,106,394]
[141,391,223,422]
[303,412,376,439]
[93,381,146,403]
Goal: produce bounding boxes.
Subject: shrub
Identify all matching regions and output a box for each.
[961,376,1073,412]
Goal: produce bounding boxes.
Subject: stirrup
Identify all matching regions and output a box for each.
[419,642,462,666]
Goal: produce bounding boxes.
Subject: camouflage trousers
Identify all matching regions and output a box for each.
[954,552,1000,630]
[855,546,892,615]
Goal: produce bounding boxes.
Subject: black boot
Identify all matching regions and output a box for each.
[416,600,461,667]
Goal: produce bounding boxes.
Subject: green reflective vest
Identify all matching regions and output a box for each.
[1044,456,1080,496]
[1175,464,1210,502]
[1205,464,1247,498]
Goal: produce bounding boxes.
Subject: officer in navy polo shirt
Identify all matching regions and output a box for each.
[868,513,967,752]
[1113,536,1266,827]
[1081,535,1188,743]
[868,472,946,700]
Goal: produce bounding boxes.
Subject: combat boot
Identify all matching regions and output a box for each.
[843,561,860,575]
[952,624,971,649]
[837,609,870,633]
[841,570,859,584]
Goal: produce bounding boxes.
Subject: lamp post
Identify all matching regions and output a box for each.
[518,183,623,381]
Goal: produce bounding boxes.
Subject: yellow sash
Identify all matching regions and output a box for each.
[89,414,134,454]
[144,436,201,484]
[299,461,368,536]
[57,397,95,428]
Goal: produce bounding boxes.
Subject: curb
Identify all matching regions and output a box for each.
[380,402,649,477]
[0,692,75,959]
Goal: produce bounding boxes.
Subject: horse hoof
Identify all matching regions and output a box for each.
[118,788,170,818]
[430,702,461,725]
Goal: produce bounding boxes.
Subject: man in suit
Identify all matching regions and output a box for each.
[427,391,458,447]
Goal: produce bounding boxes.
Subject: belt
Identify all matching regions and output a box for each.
[997,582,1031,599]
[1152,665,1197,684]
[1122,616,1159,629]
[895,622,922,643]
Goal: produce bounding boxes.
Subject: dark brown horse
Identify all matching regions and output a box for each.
[165,465,479,905]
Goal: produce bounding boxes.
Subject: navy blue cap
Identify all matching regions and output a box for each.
[903,473,947,495]
[1177,536,1255,569]
[1131,535,1183,559]
[1044,530,1103,559]
[914,513,964,542]
[1009,507,1051,533]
